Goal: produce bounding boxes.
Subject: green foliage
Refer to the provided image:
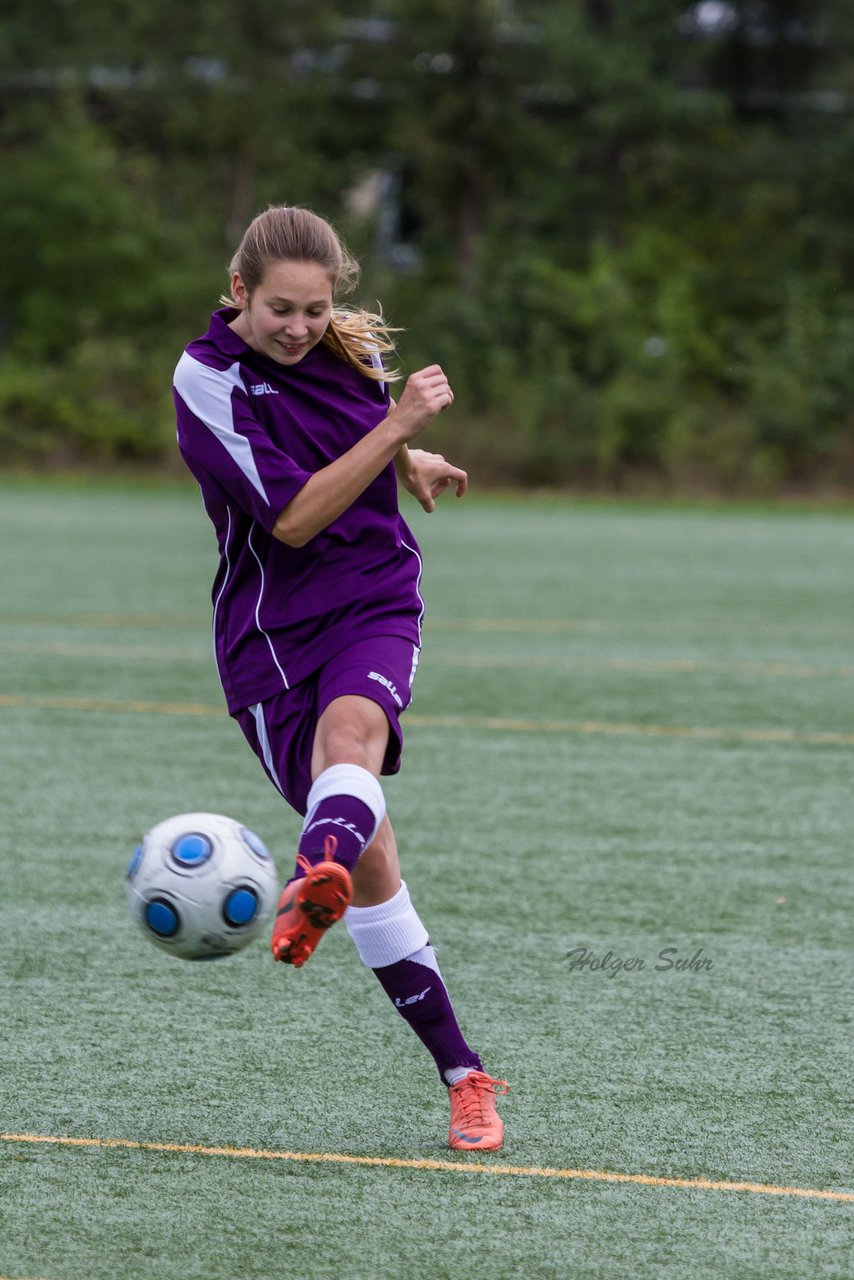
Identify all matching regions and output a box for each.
[0,0,853,489]
[0,99,168,358]
[0,342,174,463]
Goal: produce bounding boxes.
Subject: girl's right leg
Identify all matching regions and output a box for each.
[268,692,392,965]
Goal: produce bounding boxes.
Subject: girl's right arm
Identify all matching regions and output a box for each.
[272,364,453,546]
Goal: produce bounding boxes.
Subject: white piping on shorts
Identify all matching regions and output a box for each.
[251,702,285,795]
[408,643,421,694]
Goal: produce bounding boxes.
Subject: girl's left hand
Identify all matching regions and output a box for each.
[400,449,468,512]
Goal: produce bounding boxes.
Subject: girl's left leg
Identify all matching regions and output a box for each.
[348,815,508,1150]
[348,814,482,1080]
[290,691,487,1083]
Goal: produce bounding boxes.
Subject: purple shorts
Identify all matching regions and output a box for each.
[233,635,420,816]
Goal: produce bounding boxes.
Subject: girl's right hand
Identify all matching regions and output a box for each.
[389,365,454,439]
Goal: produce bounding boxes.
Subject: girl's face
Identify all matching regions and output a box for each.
[230,259,334,365]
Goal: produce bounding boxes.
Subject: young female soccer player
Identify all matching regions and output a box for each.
[173,204,508,1150]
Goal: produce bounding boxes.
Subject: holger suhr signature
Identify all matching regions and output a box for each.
[565,946,713,978]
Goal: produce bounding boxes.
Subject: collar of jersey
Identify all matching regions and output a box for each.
[209,307,322,378]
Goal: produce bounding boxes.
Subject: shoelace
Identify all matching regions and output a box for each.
[295,834,339,877]
[452,1072,510,1124]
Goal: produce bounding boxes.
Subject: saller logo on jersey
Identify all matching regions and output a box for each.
[250,382,279,396]
[368,671,403,707]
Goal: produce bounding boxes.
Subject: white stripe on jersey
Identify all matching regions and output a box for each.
[400,535,425,648]
[247,522,290,690]
[211,501,233,674]
[174,352,270,504]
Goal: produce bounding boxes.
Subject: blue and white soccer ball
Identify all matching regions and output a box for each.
[126,812,278,960]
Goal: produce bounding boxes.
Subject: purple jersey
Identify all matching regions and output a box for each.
[173,308,424,713]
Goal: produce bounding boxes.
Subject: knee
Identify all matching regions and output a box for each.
[312,697,390,777]
[317,723,374,772]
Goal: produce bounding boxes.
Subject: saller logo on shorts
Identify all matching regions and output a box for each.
[368,671,403,708]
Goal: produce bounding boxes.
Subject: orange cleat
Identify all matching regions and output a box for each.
[448,1071,510,1151]
[270,836,352,968]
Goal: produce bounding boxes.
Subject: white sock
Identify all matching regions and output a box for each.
[302,764,386,846]
[444,1066,477,1086]
[344,880,429,968]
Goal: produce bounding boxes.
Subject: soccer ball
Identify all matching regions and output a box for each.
[126,812,279,960]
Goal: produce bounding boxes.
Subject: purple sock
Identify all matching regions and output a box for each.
[372,948,482,1082]
[296,793,375,874]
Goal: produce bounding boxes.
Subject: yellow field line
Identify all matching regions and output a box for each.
[0,612,204,629]
[2,611,854,639]
[2,639,853,681]
[0,612,600,633]
[0,693,219,717]
[0,614,599,633]
[0,640,206,661]
[428,616,854,639]
[405,714,854,746]
[1,1132,851,1203]
[1,693,852,746]
[430,618,605,633]
[429,652,854,680]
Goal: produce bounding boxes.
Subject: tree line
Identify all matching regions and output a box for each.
[1,0,853,492]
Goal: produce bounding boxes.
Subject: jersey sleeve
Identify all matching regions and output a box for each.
[173,352,311,531]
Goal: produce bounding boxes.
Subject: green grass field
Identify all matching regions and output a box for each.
[1,480,852,1280]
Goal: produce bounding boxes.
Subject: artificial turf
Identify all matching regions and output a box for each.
[0,480,851,1280]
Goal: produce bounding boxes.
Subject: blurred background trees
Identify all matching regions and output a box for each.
[1,0,853,491]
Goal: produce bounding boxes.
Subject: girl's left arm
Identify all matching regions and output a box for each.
[391,400,468,513]
[395,446,468,513]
